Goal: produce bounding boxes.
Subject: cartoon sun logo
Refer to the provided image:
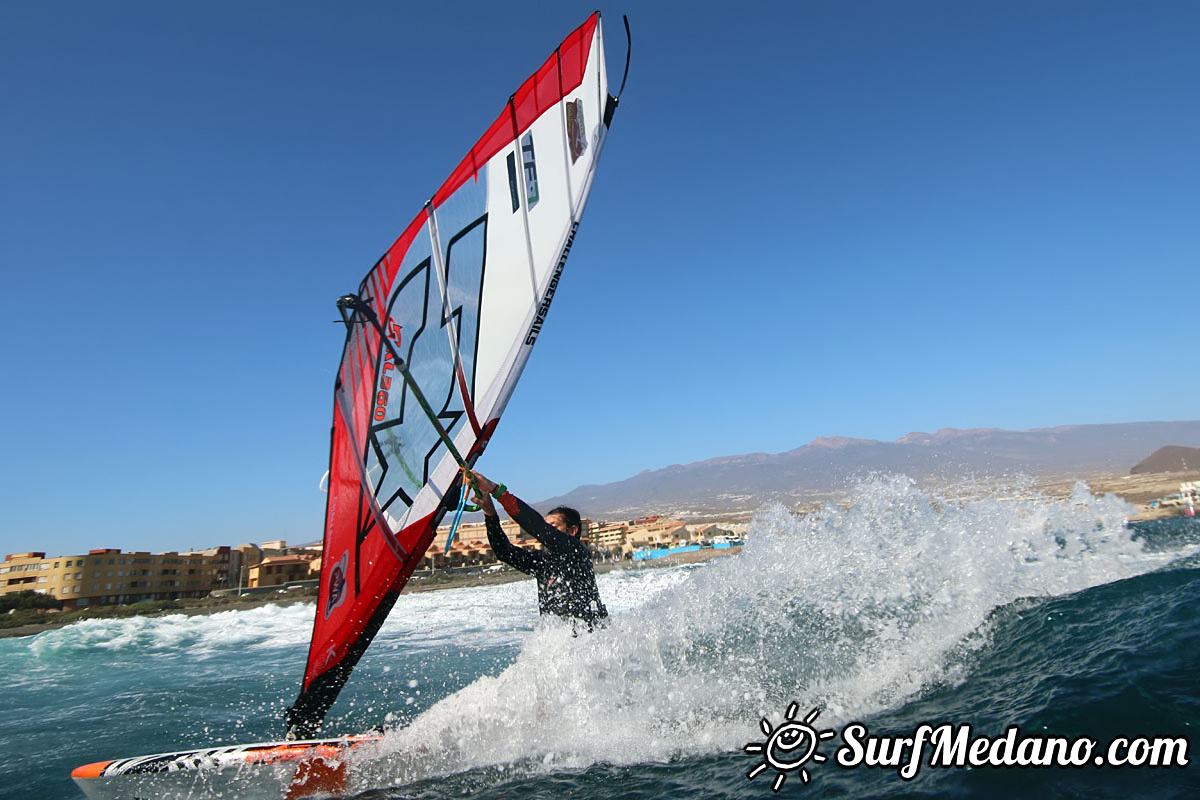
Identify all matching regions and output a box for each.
[744,703,836,791]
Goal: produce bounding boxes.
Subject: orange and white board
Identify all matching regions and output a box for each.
[71,734,383,800]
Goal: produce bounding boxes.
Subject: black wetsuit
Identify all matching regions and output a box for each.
[486,491,607,628]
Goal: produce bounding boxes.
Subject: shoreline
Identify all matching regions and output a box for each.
[5,471,1195,641]
[0,548,733,640]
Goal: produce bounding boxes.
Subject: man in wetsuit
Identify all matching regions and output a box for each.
[467,470,607,629]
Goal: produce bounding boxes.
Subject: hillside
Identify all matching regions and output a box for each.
[537,421,1200,518]
[1131,445,1200,474]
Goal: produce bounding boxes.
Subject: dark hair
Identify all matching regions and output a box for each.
[548,506,583,537]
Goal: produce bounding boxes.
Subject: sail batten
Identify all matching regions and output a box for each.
[286,12,617,739]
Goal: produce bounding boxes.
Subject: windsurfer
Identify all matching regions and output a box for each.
[467,471,607,629]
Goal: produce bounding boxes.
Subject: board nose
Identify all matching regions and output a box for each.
[71,760,113,779]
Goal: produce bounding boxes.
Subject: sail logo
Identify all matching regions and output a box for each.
[324,551,349,619]
[521,132,539,208]
[508,133,541,212]
[525,221,578,346]
[373,319,402,422]
[566,99,587,162]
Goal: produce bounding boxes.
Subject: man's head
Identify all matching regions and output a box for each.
[544,506,584,538]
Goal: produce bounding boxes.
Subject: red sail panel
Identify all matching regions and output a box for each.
[286,213,435,738]
[434,13,597,206]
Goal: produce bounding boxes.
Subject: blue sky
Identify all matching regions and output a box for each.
[2,1,1197,556]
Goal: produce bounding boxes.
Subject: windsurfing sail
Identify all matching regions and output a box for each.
[286,12,622,738]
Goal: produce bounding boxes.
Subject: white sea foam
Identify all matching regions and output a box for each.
[25,601,316,658]
[348,475,1189,791]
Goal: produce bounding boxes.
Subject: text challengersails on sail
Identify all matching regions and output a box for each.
[286,13,618,738]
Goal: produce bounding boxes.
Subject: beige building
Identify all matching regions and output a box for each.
[247,554,317,588]
[622,518,689,555]
[424,513,696,563]
[418,518,512,571]
[0,547,235,609]
[589,522,630,555]
[415,513,607,571]
[1,511,622,610]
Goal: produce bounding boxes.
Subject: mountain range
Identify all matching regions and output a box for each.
[538,421,1200,519]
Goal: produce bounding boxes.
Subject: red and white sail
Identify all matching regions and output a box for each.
[287,12,618,737]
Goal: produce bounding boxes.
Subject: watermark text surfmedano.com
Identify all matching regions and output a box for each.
[837,722,1190,780]
[745,705,1190,792]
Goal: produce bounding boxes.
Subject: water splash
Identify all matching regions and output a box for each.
[351,475,1185,792]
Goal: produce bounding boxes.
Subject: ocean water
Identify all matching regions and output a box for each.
[3,475,1198,799]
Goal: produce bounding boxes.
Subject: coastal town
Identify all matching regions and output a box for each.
[2,471,1195,618]
[0,511,746,613]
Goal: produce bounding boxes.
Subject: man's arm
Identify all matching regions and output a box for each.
[496,492,579,556]
[484,514,538,574]
[468,471,541,574]
[468,469,578,556]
